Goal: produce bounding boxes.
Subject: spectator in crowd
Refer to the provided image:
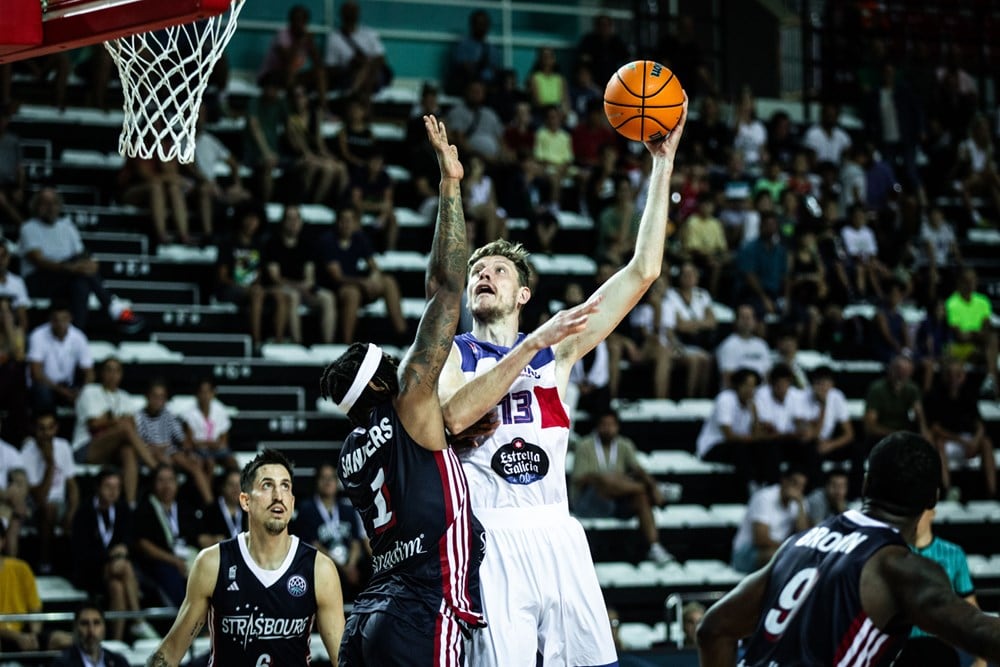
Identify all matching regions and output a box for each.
[916,298,951,392]
[802,102,852,166]
[864,355,929,456]
[680,193,728,295]
[51,603,131,667]
[182,378,236,474]
[324,0,391,98]
[318,206,406,345]
[449,9,502,93]
[956,113,1000,227]
[894,506,988,667]
[0,525,73,652]
[657,14,716,100]
[755,159,787,205]
[561,285,613,414]
[265,205,337,345]
[72,357,159,508]
[118,157,195,246]
[192,110,252,239]
[946,268,998,396]
[463,154,506,246]
[730,464,810,572]
[686,96,731,166]
[285,85,348,205]
[871,277,912,364]
[924,358,996,500]
[575,14,630,88]
[446,79,505,164]
[736,212,787,317]
[697,368,780,486]
[682,602,706,648]
[197,469,246,547]
[215,206,288,351]
[295,462,367,599]
[335,96,377,182]
[135,379,212,507]
[70,467,156,642]
[528,47,568,114]
[0,434,29,556]
[754,363,808,445]
[243,72,288,204]
[716,304,772,386]
[839,145,867,211]
[490,67,532,127]
[841,204,887,300]
[0,105,23,225]
[805,468,849,524]
[767,111,798,170]
[571,98,617,171]
[667,261,719,358]
[626,277,679,399]
[597,176,639,265]
[21,410,78,573]
[27,302,94,413]
[785,225,826,348]
[257,4,326,100]
[568,63,603,121]
[784,152,818,197]
[799,365,857,480]
[133,464,200,607]
[533,105,574,213]
[0,241,29,443]
[349,149,399,251]
[405,82,445,219]
[19,188,142,331]
[571,409,674,565]
[732,88,768,171]
[919,207,961,303]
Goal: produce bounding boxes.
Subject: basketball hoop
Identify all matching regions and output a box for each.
[104,0,244,164]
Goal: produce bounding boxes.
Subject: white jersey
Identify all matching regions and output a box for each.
[453,332,570,510]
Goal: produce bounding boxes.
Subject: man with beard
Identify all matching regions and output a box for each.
[144,449,344,666]
[435,96,687,665]
[52,603,130,667]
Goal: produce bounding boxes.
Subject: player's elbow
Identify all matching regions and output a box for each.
[695,609,725,645]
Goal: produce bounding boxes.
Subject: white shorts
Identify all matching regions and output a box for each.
[470,502,618,667]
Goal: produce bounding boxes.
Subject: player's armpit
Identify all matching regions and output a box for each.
[878,548,1000,660]
[151,546,219,664]
[314,553,345,664]
[697,560,773,667]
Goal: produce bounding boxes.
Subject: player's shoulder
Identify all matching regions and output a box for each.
[194,542,223,578]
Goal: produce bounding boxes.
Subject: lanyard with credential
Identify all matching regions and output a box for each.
[314,496,340,536]
[219,497,242,538]
[593,436,618,471]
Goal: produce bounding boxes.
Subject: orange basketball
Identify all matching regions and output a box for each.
[604,60,684,142]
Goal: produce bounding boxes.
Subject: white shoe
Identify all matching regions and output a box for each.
[647,542,675,566]
[131,620,160,640]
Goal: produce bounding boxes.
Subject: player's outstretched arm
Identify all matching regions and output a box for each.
[877,547,1000,660]
[395,115,467,449]
[696,558,772,667]
[314,552,345,664]
[439,294,603,434]
[145,546,219,667]
[555,94,688,366]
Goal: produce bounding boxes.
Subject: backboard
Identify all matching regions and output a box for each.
[0,0,234,63]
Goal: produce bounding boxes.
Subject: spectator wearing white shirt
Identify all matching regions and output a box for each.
[182,378,237,474]
[27,302,94,413]
[730,465,809,572]
[841,205,888,300]
[324,1,390,97]
[0,241,29,445]
[919,207,961,303]
[800,366,859,490]
[697,368,777,488]
[732,89,768,170]
[664,263,715,397]
[625,277,675,399]
[191,108,251,238]
[0,436,29,556]
[19,188,142,332]
[21,411,78,573]
[754,363,814,482]
[73,358,160,507]
[715,304,772,387]
[801,103,852,165]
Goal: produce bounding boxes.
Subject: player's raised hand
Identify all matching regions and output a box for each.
[530,294,603,349]
[424,114,463,181]
[643,91,688,162]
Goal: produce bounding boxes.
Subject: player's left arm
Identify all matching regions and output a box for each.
[394,115,467,450]
[696,556,773,667]
[555,95,688,367]
[314,552,345,664]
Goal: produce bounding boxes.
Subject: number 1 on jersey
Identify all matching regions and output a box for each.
[370,467,395,532]
[763,567,819,639]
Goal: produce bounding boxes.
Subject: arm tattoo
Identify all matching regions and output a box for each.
[146,651,172,667]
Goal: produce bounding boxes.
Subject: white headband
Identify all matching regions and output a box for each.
[337,343,384,413]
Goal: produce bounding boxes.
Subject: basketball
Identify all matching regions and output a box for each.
[604,60,684,142]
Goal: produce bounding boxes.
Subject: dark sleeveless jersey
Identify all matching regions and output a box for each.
[339,401,485,626]
[741,509,911,667]
[208,534,318,667]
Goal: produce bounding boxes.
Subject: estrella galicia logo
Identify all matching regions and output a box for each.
[286,575,308,597]
[491,438,549,485]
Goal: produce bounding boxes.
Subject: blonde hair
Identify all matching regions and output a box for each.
[468,239,532,287]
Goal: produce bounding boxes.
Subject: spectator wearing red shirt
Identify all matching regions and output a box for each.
[572,98,617,170]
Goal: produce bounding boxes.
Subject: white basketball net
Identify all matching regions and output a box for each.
[104,0,245,164]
